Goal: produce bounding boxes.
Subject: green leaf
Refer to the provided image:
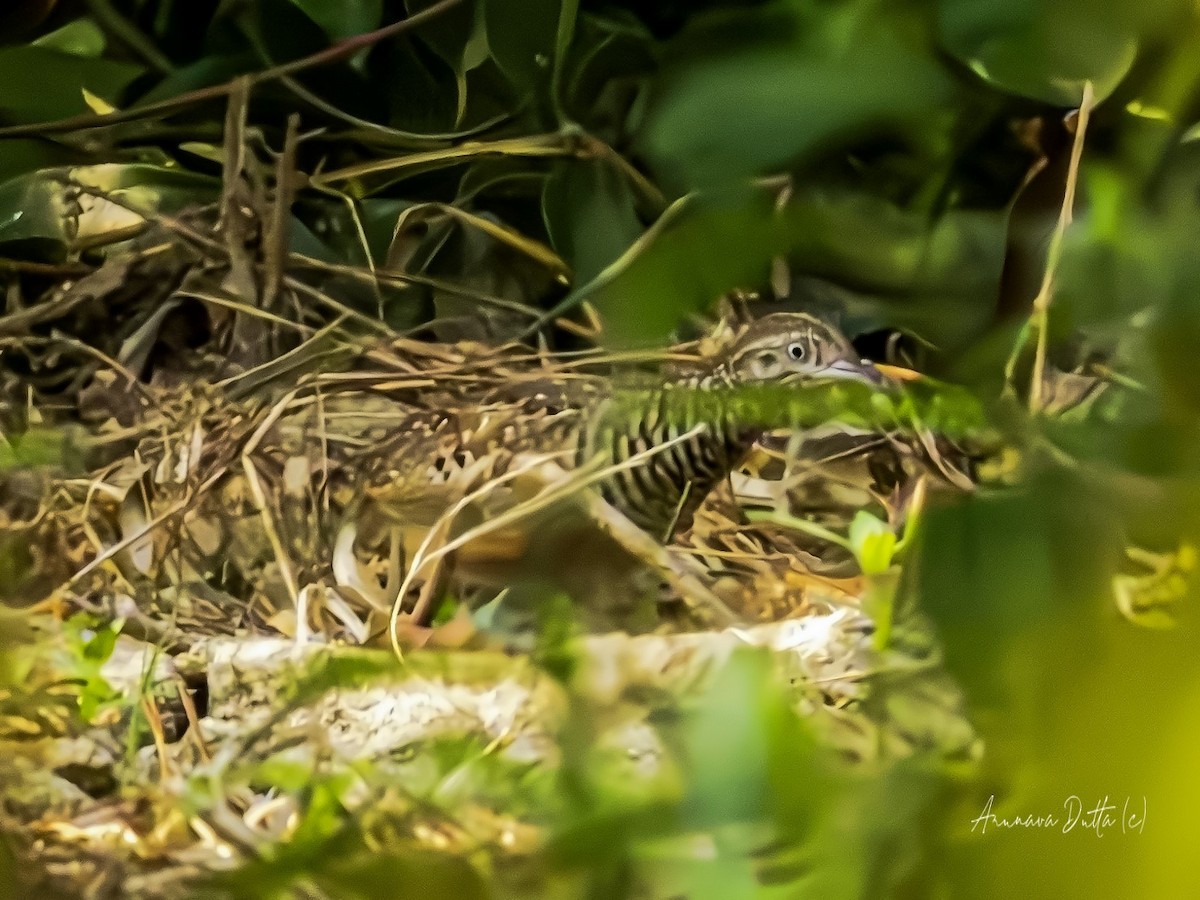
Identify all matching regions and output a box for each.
[641,25,953,188]
[0,175,71,260]
[407,0,487,69]
[0,139,82,185]
[32,18,107,57]
[576,190,781,346]
[542,158,644,286]
[848,511,897,574]
[0,46,143,124]
[782,193,1008,353]
[0,164,220,260]
[679,649,780,825]
[937,0,1140,104]
[317,848,490,900]
[484,0,560,92]
[405,0,489,122]
[60,615,125,724]
[81,621,122,663]
[561,13,654,125]
[919,472,1105,693]
[288,0,383,40]
[572,184,1007,350]
[68,163,221,210]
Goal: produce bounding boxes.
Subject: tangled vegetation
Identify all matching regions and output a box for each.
[0,0,1198,897]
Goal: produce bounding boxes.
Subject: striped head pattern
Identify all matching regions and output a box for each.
[720,313,881,385]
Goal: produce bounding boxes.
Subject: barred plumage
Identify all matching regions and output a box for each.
[364,313,880,542]
[582,313,881,539]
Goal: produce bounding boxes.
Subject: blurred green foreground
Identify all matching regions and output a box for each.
[1,0,1199,897]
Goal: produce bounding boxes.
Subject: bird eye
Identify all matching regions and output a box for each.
[787,342,805,361]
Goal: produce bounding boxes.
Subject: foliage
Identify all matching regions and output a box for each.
[1,0,1200,898]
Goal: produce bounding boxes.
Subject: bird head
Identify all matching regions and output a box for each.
[724,313,882,385]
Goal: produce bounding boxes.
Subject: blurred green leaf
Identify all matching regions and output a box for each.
[849,511,898,575]
[641,13,954,187]
[785,193,1009,352]
[0,428,65,468]
[576,186,1007,349]
[286,648,407,707]
[0,2,1198,897]
[577,190,780,345]
[679,650,781,826]
[216,796,491,900]
[939,0,1136,104]
[937,0,1192,104]
[317,847,490,900]
[60,614,124,724]
[916,467,1126,715]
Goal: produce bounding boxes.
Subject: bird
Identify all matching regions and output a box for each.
[580,313,882,541]
[69,310,986,638]
[346,313,883,628]
[359,313,881,541]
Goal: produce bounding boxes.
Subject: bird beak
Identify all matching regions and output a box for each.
[824,358,884,384]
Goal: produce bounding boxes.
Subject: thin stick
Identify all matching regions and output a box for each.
[140,694,175,781]
[240,391,304,610]
[1021,81,1096,413]
[174,675,212,763]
